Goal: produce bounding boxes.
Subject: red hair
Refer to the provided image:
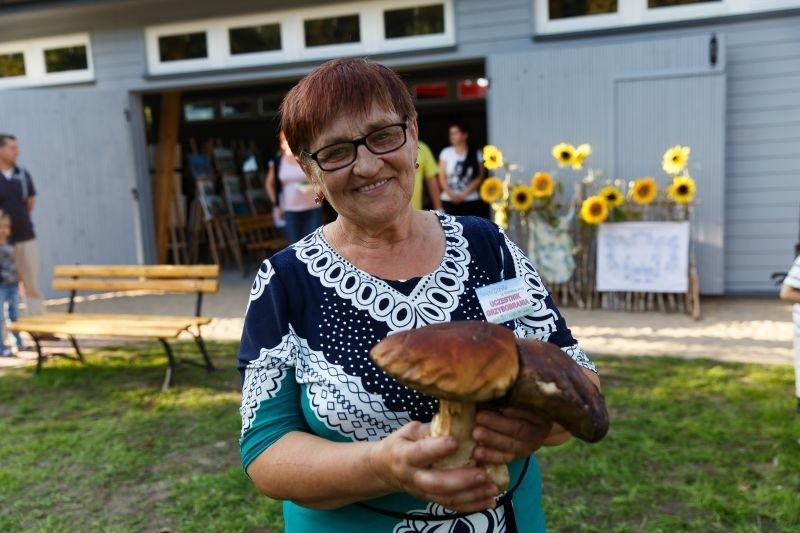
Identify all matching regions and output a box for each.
[280,58,417,157]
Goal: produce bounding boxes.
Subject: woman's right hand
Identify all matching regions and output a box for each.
[369,422,500,513]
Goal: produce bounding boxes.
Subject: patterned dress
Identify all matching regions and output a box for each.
[238,213,597,532]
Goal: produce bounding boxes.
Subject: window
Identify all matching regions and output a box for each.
[649,0,720,6]
[304,14,360,47]
[384,4,445,38]
[44,45,88,73]
[229,24,281,55]
[548,0,617,20]
[220,99,254,119]
[0,33,93,89]
[413,81,449,100]
[145,1,455,75]
[158,32,208,62]
[0,52,25,78]
[184,102,215,122]
[536,0,797,35]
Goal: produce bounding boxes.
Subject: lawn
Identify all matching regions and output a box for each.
[0,342,798,532]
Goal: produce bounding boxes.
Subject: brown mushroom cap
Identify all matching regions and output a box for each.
[369,321,520,402]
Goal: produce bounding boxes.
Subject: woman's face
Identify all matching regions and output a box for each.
[448,126,467,146]
[304,104,418,228]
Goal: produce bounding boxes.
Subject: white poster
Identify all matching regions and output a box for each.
[596,221,690,293]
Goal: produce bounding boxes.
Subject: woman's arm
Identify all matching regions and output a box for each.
[780,283,800,304]
[247,423,502,512]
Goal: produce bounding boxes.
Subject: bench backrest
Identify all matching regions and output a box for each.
[53,265,220,316]
[52,265,220,294]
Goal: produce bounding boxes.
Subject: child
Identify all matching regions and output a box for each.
[0,211,23,356]
[779,244,800,414]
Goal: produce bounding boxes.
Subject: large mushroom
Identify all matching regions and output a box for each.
[369,321,609,491]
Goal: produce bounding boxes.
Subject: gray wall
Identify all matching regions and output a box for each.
[723,16,800,293]
[0,90,142,297]
[488,34,727,294]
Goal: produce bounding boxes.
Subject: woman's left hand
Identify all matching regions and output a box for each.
[471,407,567,465]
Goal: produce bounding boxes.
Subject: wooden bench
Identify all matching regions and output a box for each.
[233,214,288,272]
[8,264,220,390]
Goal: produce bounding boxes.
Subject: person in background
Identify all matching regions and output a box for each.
[0,134,44,316]
[779,246,800,414]
[237,57,600,532]
[0,211,24,356]
[437,121,489,218]
[265,131,324,244]
[413,140,442,211]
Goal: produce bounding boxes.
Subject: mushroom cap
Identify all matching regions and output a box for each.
[369,321,520,402]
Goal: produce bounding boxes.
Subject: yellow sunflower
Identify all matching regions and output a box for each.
[662,145,691,175]
[571,143,592,170]
[667,175,696,204]
[479,176,504,203]
[509,184,534,212]
[580,195,608,225]
[483,145,504,170]
[598,185,624,207]
[530,171,554,198]
[629,177,658,205]
[552,142,575,168]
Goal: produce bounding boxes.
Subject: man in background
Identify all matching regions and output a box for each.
[413,140,442,211]
[0,134,44,316]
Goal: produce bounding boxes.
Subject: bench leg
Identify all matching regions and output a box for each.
[158,339,176,391]
[191,334,216,372]
[32,335,44,375]
[68,336,85,363]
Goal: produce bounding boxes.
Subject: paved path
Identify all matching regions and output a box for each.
[1,269,794,370]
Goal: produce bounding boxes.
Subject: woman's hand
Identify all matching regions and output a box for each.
[472,407,567,465]
[370,422,500,512]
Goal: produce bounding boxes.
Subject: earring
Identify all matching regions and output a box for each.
[414,161,420,169]
[314,193,325,205]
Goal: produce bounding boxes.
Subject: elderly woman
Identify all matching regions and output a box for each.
[238,58,601,532]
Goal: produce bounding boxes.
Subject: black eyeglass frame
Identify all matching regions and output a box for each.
[301,118,410,172]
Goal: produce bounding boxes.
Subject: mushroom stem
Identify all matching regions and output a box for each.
[430,400,510,491]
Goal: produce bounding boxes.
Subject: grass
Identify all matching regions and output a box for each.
[0,343,798,532]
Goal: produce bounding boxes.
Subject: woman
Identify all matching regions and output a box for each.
[438,121,489,218]
[265,131,324,244]
[238,58,601,531]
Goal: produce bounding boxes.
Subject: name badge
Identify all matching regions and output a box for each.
[475,277,535,324]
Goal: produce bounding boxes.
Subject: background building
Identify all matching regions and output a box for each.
[0,0,798,296]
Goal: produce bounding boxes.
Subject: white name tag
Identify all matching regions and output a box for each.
[475,277,535,324]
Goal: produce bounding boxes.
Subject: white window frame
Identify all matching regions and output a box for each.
[535,0,800,36]
[0,33,94,89]
[145,0,454,76]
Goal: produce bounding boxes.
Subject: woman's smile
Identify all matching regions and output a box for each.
[355,178,390,194]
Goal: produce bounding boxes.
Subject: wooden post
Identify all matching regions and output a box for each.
[153,91,182,264]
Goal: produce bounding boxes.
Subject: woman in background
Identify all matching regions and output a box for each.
[265,131,324,244]
[437,121,489,218]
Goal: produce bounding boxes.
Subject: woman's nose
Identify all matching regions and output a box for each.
[351,144,382,175]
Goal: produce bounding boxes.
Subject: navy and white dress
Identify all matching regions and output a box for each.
[238,213,597,532]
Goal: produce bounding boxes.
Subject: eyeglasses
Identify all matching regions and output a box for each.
[302,118,409,172]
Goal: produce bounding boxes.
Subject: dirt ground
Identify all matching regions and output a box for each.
[1,270,795,370]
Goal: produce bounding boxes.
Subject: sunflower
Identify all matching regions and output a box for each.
[571,143,592,170]
[483,145,504,170]
[552,142,575,168]
[580,195,608,225]
[629,177,658,205]
[667,175,696,204]
[598,185,624,207]
[662,145,691,175]
[530,171,554,198]
[509,184,534,212]
[479,176,504,204]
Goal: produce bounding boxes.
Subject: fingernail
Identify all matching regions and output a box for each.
[475,473,486,482]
